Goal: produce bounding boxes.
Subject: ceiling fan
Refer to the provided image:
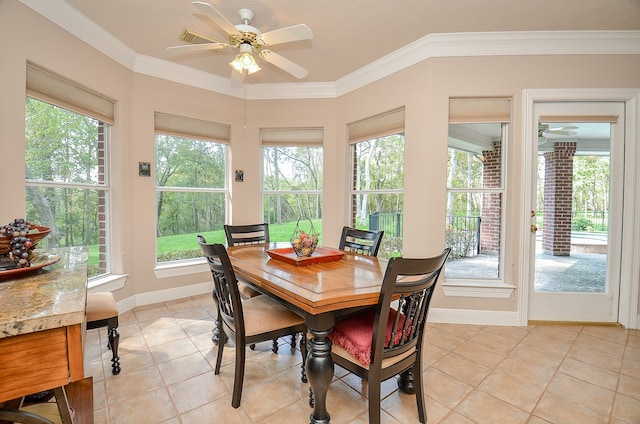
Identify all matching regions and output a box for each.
[538,123,579,137]
[167,1,312,80]
[538,123,578,144]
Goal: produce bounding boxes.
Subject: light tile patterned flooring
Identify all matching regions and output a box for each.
[85,294,640,424]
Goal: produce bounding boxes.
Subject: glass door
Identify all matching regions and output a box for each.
[528,101,624,322]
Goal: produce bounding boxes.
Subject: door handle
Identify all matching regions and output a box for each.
[531,225,538,232]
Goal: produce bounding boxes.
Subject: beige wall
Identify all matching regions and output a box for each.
[2,1,639,322]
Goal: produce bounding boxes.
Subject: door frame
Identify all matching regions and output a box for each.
[519,88,640,329]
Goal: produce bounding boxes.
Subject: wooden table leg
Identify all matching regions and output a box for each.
[306,328,333,424]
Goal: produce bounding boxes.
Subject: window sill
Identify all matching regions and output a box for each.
[442,281,515,298]
[153,258,208,279]
[88,273,128,293]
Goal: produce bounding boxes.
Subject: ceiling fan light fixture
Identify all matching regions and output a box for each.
[230,44,261,74]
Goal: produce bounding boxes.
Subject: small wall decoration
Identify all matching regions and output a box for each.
[138,162,151,177]
[235,170,244,182]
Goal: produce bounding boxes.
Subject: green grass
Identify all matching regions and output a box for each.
[82,219,324,271]
[156,219,323,262]
[85,219,405,276]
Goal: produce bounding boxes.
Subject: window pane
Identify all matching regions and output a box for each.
[155,133,228,263]
[263,146,323,243]
[156,134,226,189]
[353,136,404,190]
[351,193,403,257]
[263,146,323,190]
[26,186,109,278]
[447,123,503,189]
[26,98,105,185]
[351,134,404,259]
[263,193,323,241]
[25,97,110,279]
[445,191,501,279]
[447,148,486,189]
[446,123,504,280]
[156,191,226,262]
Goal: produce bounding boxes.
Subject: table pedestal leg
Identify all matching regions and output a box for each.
[397,369,415,394]
[212,308,227,345]
[211,294,227,345]
[306,328,333,424]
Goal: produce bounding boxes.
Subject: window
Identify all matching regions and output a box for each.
[348,108,405,258]
[446,98,510,281]
[155,113,229,262]
[25,63,114,279]
[262,128,323,241]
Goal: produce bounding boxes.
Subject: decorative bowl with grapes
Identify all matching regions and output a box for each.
[0,226,51,255]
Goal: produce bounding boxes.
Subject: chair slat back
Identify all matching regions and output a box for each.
[224,223,270,247]
[338,226,384,256]
[197,235,244,336]
[372,248,451,364]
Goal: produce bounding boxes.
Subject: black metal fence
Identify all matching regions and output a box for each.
[368,211,483,259]
[369,211,402,237]
[446,215,481,258]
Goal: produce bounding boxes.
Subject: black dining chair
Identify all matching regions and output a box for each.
[338,226,384,256]
[313,248,451,424]
[223,223,298,352]
[224,223,269,300]
[197,237,308,408]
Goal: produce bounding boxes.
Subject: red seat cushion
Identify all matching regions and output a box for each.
[329,308,407,365]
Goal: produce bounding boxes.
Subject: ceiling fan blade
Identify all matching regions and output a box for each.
[259,50,308,79]
[192,1,239,35]
[549,130,578,136]
[550,125,579,131]
[166,42,230,52]
[260,24,313,46]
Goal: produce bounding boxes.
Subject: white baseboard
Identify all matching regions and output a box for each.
[114,285,638,330]
[116,280,212,314]
[428,308,522,326]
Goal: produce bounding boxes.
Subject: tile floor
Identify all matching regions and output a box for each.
[85,294,640,424]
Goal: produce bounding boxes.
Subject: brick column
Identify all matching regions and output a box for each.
[480,140,502,253]
[351,146,359,226]
[542,141,576,256]
[97,122,108,274]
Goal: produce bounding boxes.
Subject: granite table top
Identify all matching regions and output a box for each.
[0,247,88,338]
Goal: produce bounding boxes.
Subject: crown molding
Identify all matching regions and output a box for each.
[20,1,640,100]
[133,55,243,98]
[19,0,137,69]
[335,30,640,96]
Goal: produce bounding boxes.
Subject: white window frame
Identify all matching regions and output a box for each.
[261,127,324,238]
[443,98,515,298]
[347,109,405,258]
[153,113,230,268]
[25,63,119,289]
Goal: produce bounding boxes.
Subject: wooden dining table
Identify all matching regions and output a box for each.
[227,243,388,424]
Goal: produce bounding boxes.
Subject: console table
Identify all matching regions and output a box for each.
[0,247,93,423]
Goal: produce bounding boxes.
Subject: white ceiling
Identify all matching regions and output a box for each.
[53,0,640,85]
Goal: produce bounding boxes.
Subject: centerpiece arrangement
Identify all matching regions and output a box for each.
[290,217,319,257]
[267,218,343,266]
[0,218,51,269]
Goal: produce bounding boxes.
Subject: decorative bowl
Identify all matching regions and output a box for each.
[290,218,319,257]
[0,226,51,255]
